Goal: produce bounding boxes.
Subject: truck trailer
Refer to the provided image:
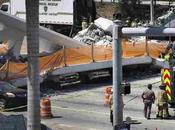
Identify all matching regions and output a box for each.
[0,0,96,36]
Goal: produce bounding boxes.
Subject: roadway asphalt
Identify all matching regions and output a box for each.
[2,69,175,130]
[40,75,175,130]
[41,74,175,130]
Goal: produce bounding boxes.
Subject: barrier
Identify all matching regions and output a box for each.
[40,98,53,118]
[104,86,112,105]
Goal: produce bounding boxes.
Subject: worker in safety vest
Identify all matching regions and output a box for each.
[141,84,155,119]
[113,12,122,20]
[160,43,174,62]
[156,84,169,119]
[109,89,124,125]
[81,17,88,30]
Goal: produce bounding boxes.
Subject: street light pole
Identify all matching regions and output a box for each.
[113,20,123,130]
[150,0,154,25]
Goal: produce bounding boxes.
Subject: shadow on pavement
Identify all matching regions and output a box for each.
[124,116,142,125]
[151,115,175,120]
[51,115,63,119]
[41,124,52,130]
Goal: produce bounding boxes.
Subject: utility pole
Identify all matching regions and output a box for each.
[168,1,171,44]
[113,20,123,130]
[26,0,40,130]
[150,0,154,26]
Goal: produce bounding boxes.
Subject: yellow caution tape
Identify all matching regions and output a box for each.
[0,105,27,112]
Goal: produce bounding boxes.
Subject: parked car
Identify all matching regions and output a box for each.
[0,81,27,111]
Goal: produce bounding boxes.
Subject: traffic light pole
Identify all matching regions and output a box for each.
[113,20,123,130]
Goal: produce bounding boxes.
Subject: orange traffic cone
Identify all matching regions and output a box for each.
[40,98,53,118]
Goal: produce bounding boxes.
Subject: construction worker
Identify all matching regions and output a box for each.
[160,43,172,61]
[113,12,122,20]
[141,84,155,119]
[156,84,169,119]
[109,91,113,125]
[109,89,124,125]
[160,43,175,65]
[125,17,131,27]
[125,19,131,27]
[81,17,88,30]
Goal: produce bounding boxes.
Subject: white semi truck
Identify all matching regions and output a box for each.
[0,0,96,36]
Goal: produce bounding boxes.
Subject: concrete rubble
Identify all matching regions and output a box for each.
[73,17,161,45]
[73,17,113,45]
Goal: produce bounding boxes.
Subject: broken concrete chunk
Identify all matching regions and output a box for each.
[94,17,113,33]
[73,17,113,45]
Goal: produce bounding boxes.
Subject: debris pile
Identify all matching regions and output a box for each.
[73,17,113,45]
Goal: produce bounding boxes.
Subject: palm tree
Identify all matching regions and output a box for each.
[26,0,40,130]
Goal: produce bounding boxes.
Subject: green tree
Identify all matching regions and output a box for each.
[26,0,40,130]
[0,0,8,5]
[115,0,139,22]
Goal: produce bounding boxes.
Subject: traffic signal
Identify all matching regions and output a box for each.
[122,82,131,95]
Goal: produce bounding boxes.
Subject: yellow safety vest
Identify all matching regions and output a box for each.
[164,53,170,61]
[81,21,88,30]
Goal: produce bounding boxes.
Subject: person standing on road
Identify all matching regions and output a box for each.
[109,89,124,125]
[109,91,113,125]
[156,84,169,119]
[141,84,155,119]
